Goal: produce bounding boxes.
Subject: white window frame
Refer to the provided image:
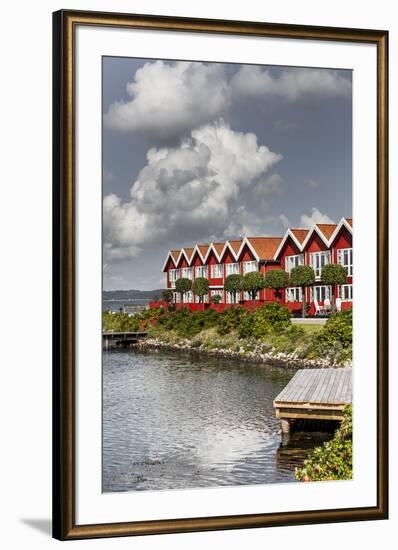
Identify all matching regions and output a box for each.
[173,291,180,303]
[243,290,259,301]
[225,262,240,276]
[183,290,193,304]
[337,248,353,277]
[210,263,223,278]
[195,293,209,303]
[226,290,240,304]
[285,254,304,273]
[339,284,353,302]
[181,267,193,280]
[309,251,331,279]
[242,260,258,275]
[285,287,303,302]
[169,268,180,288]
[310,285,332,302]
[195,265,208,278]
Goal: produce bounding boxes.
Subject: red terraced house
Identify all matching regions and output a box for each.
[154,217,352,315]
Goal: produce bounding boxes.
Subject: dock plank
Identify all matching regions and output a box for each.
[274,368,352,406]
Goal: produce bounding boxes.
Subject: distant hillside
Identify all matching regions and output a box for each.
[103,289,164,301]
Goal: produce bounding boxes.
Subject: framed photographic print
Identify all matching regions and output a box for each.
[53,9,388,540]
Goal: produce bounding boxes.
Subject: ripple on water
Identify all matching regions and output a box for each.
[102,349,329,492]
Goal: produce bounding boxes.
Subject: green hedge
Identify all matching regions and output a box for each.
[295,405,352,482]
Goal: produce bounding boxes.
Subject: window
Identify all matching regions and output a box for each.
[226,262,240,276]
[243,290,259,301]
[285,287,303,302]
[339,284,353,301]
[337,248,353,277]
[173,292,180,303]
[181,267,193,280]
[309,251,331,278]
[226,290,240,304]
[285,254,304,273]
[195,265,208,278]
[210,289,223,301]
[243,260,258,274]
[183,291,193,303]
[210,263,223,278]
[169,269,180,288]
[195,293,209,303]
[310,285,332,302]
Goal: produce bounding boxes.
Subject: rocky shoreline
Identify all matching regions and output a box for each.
[138,337,351,369]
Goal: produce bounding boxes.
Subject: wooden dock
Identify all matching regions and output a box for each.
[274,368,352,433]
[103,331,148,349]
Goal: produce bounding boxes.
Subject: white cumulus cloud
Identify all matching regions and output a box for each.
[231,66,351,101]
[300,208,335,228]
[103,121,282,260]
[104,61,231,142]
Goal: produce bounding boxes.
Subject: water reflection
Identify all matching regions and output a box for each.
[102,349,333,492]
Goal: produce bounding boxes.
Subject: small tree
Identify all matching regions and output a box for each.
[224,274,243,304]
[175,277,192,307]
[162,289,173,304]
[210,293,222,304]
[263,269,289,303]
[242,271,264,308]
[321,263,347,311]
[290,265,316,318]
[192,277,210,303]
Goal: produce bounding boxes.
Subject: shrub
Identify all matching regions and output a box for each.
[295,405,352,481]
[218,306,250,335]
[238,303,292,339]
[162,289,173,303]
[210,294,222,304]
[157,308,219,338]
[316,309,352,348]
[102,311,141,332]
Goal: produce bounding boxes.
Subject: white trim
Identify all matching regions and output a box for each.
[203,242,222,263]
[301,224,330,250]
[219,240,241,262]
[236,237,259,262]
[191,244,206,264]
[273,217,353,261]
[161,250,178,272]
[273,228,304,260]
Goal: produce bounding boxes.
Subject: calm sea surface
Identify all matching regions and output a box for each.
[103,349,332,492]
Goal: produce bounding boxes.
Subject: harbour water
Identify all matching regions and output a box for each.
[103,349,332,492]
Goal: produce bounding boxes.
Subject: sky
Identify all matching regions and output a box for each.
[102,57,352,291]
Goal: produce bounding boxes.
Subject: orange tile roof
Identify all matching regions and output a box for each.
[290,229,309,243]
[247,237,283,260]
[198,244,209,257]
[345,217,353,226]
[212,242,225,255]
[316,224,337,240]
[228,240,243,253]
[182,247,194,261]
[170,249,180,262]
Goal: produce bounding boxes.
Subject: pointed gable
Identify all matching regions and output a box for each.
[315,223,338,241]
[290,229,309,244]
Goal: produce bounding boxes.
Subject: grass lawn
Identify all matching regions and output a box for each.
[294,323,324,334]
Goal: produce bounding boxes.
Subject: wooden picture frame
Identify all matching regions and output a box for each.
[53,9,388,541]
